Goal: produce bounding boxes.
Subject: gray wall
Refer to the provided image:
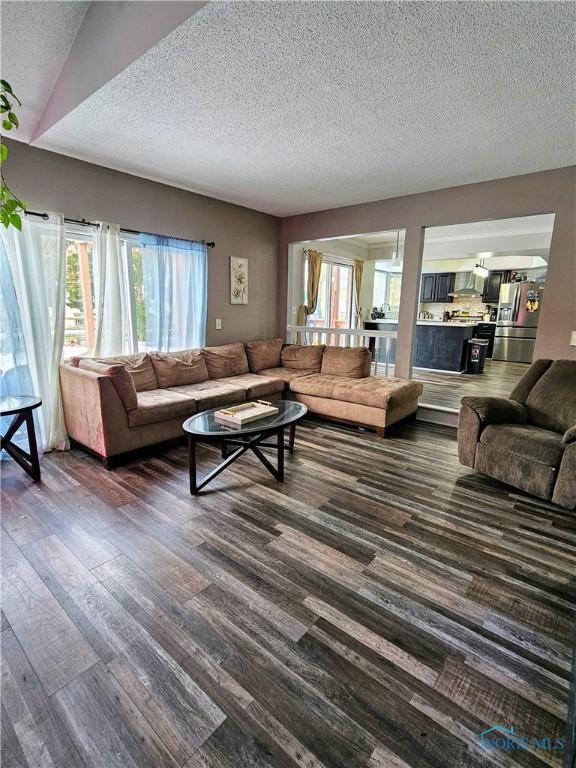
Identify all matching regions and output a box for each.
[5,140,280,346]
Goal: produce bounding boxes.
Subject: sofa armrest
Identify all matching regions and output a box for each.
[457,404,482,468]
[59,364,130,458]
[460,396,528,425]
[457,397,527,469]
[563,425,576,445]
[552,442,576,510]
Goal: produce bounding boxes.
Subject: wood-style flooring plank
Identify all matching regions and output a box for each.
[1,419,573,768]
[1,533,98,695]
[1,628,84,768]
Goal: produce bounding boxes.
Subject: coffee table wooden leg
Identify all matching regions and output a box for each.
[25,410,40,481]
[188,436,198,494]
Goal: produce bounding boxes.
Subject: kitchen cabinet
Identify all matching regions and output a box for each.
[420,272,455,303]
[414,323,476,372]
[435,273,456,302]
[482,270,510,304]
[420,274,437,303]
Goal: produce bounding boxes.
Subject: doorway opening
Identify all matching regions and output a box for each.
[287,230,406,371]
[414,214,555,410]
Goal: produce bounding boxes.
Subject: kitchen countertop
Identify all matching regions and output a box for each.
[366,320,491,328]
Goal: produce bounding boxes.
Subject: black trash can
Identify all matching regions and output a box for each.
[466,338,489,374]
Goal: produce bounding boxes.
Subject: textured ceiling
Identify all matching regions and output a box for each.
[8,1,576,216]
[0,1,89,141]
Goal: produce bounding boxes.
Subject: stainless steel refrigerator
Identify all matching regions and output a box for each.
[493,282,544,363]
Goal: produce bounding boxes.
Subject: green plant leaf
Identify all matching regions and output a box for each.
[2,119,13,131]
[9,212,22,230]
[0,144,7,162]
[1,80,13,94]
[8,112,18,128]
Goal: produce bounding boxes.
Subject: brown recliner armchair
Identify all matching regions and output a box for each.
[458,359,576,509]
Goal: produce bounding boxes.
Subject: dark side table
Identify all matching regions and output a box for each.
[0,395,42,481]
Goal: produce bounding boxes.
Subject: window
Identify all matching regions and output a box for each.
[122,237,147,351]
[63,228,95,359]
[62,230,208,357]
[373,269,402,313]
[388,274,402,309]
[305,258,353,329]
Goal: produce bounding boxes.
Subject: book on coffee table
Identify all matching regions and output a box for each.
[215,400,279,427]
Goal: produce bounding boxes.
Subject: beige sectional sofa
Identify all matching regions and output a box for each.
[60,339,423,467]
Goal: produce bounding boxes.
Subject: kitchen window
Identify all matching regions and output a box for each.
[373,269,402,314]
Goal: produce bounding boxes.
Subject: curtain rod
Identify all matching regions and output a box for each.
[120,227,215,248]
[26,210,100,228]
[24,210,215,247]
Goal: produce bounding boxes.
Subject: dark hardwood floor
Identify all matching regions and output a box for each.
[413,359,530,411]
[1,419,574,768]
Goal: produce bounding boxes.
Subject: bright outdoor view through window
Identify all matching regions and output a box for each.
[63,235,147,358]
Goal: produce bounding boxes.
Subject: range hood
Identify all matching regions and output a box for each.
[449,270,484,299]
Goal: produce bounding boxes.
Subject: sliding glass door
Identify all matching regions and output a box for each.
[306,259,353,329]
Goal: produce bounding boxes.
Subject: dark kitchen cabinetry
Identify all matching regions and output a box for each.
[420,274,437,303]
[420,273,455,303]
[435,273,456,303]
[482,270,510,304]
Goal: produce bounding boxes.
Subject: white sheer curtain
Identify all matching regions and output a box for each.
[93,222,137,356]
[0,213,68,451]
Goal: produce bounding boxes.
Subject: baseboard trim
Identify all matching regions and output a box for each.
[416,404,459,428]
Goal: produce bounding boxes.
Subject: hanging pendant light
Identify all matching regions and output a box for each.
[391,230,402,267]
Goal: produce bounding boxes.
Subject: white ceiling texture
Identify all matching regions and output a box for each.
[2,1,575,217]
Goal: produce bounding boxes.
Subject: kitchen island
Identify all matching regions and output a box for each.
[365,320,478,372]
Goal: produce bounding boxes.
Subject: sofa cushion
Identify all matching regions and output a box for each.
[245,338,283,373]
[257,367,316,383]
[321,346,371,378]
[128,389,197,427]
[524,360,576,434]
[479,423,565,467]
[281,344,325,372]
[216,373,285,399]
[202,343,249,379]
[150,349,209,388]
[169,380,245,410]
[76,359,138,411]
[101,353,158,392]
[289,374,423,410]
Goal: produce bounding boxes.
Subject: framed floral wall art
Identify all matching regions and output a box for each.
[230,256,248,304]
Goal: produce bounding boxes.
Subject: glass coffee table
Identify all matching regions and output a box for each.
[183,401,307,494]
